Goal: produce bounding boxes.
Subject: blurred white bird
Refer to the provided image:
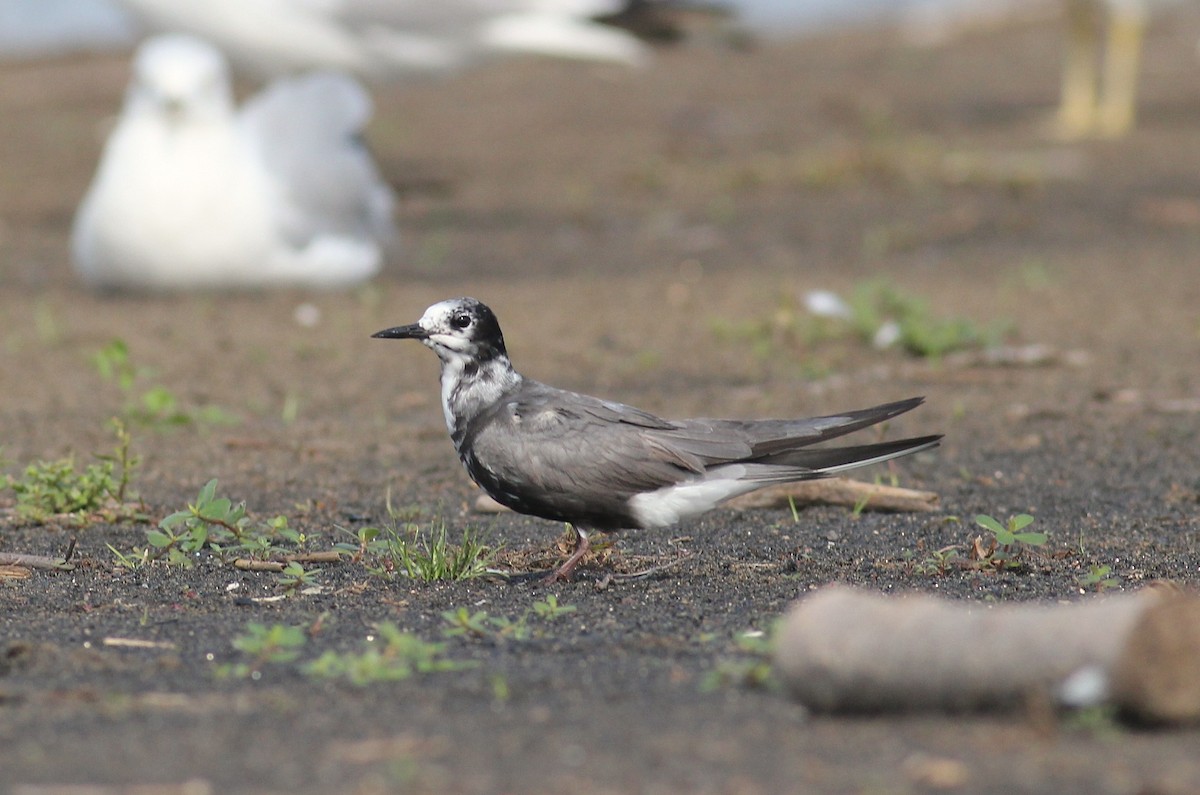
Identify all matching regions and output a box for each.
[113,0,659,80]
[71,33,394,290]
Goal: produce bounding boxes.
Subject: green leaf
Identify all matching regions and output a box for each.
[198,479,219,505]
[145,530,173,548]
[1013,531,1048,547]
[141,385,178,414]
[199,497,232,521]
[973,514,1005,534]
[1009,514,1035,532]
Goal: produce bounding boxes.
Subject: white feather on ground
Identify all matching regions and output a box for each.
[71,33,394,290]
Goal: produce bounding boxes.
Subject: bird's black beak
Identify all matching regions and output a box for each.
[371,323,427,340]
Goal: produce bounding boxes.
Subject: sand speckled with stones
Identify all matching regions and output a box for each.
[2,11,1200,794]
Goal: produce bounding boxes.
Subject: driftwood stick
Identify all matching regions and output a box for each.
[475,477,939,516]
[232,551,342,571]
[284,551,342,564]
[0,552,75,570]
[775,586,1200,723]
[233,559,285,572]
[102,637,178,650]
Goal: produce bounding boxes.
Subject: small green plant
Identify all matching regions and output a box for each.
[277,562,320,594]
[1061,704,1123,737]
[531,594,577,620]
[971,513,1047,569]
[786,495,801,523]
[216,621,471,684]
[215,622,308,679]
[700,630,777,692]
[7,458,118,523]
[344,501,493,582]
[138,479,305,568]
[4,419,143,524]
[850,472,901,518]
[903,544,961,576]
[91,338,237,429]
[846,280,1005,358]
[91,338,140,391]
[851,492,871,518]
[441,596,579,643]
[712,280,1006,364]
[107,543,150,570]
[441,607,502,639]
[1077,564,1120,592]
[304,623,473,685]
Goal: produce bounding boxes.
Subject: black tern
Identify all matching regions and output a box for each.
[373,297,942,582]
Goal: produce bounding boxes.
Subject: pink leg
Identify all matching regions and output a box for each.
[542,526,590,583]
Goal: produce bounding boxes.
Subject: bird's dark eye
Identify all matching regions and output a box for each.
[450,313,472,330]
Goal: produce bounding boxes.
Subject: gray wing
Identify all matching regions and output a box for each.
[463,388,932,526]
[649,396,931,471]
[238,71,394,245]
[459,383,703,527]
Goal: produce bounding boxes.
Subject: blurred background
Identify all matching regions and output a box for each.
[0,1,1029,56]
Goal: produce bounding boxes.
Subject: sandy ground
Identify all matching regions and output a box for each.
[2,8,1200,794]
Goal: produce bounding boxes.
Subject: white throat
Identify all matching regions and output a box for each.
[436,350,520,440]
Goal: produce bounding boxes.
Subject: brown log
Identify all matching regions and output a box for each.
[0,552,74,570]
[774,585,1200,723]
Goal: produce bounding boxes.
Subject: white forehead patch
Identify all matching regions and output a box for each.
[421,299,457,323]
[420,299,476,331]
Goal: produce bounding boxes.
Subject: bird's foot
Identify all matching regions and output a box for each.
[538,525,590,584]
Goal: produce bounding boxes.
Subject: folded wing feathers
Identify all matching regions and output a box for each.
[644,397,930,470]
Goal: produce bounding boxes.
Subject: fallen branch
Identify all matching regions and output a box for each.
[232,550,343,571]
[0,552,75,571]
[285,551,341,564]
[475,477,939,516]
[774,585,1200,724]
[234,559,285,572]
[102,637,178,650]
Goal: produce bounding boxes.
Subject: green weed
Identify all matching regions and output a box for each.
[1077,564,1120,592]
[304,623,473,685]
[902,544,962,576]
[441,596,578,643]
[341,499,493,582]
[91,338,238,429]
[216,621,472,684]
[971,513,1047,569]
[3,419,143,524]
[277,562,321,594]
[845,280,1005,358]
[531,594,577,620]
[700,630,777,692]
[712,280,1006,363]
[214,622,308,679]
[133,479,306,569]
